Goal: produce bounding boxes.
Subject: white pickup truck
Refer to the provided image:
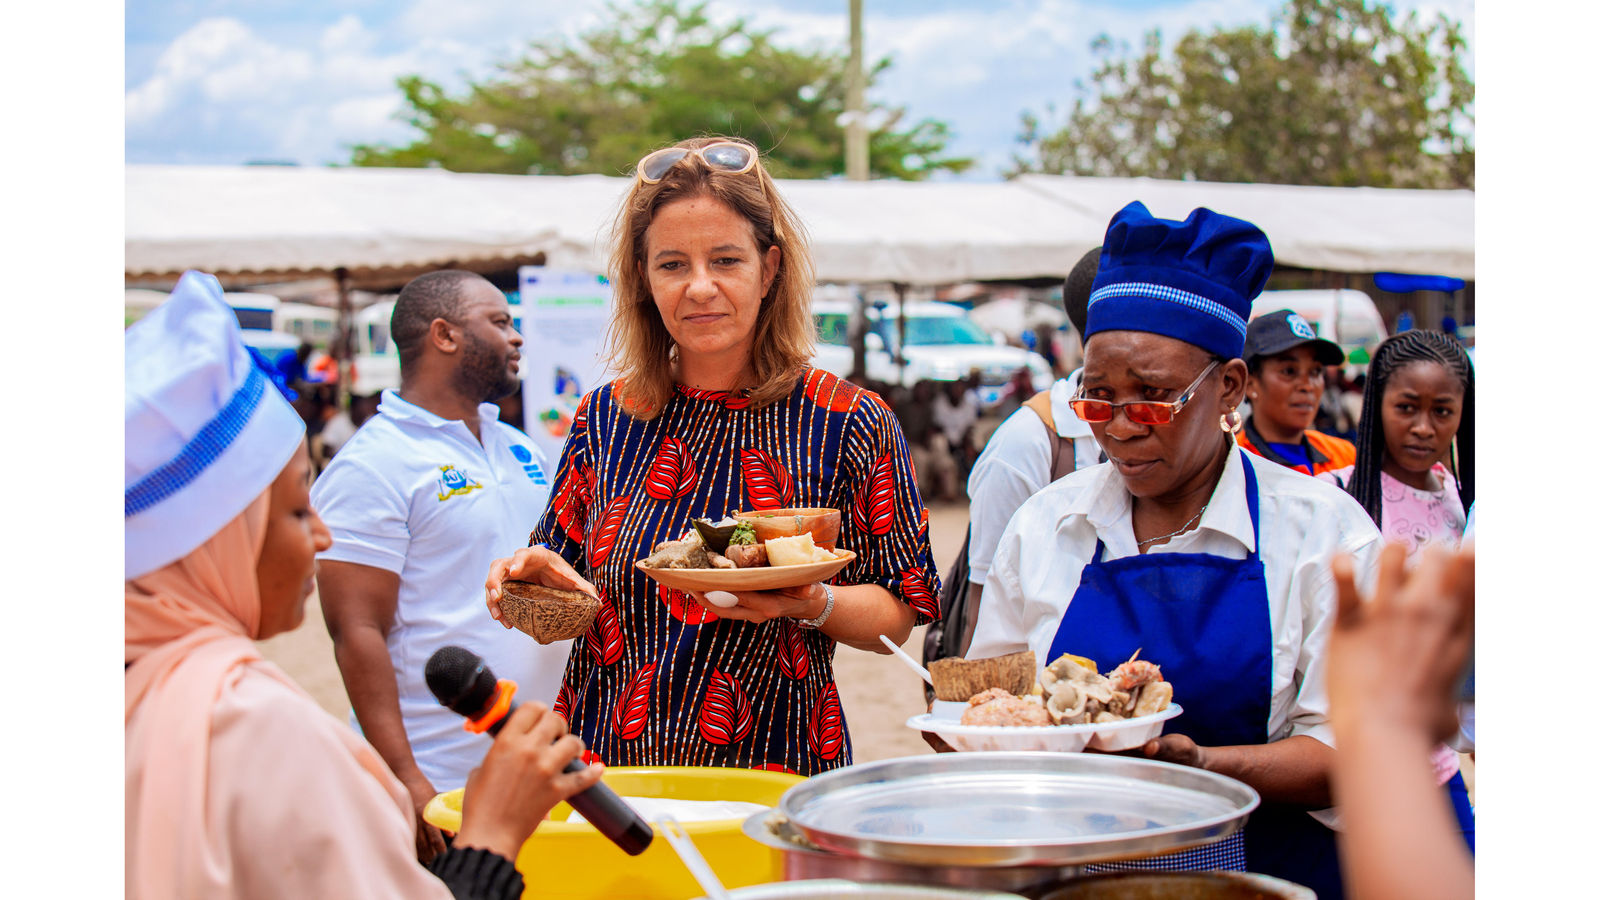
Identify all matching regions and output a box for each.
[810,299,1054,409]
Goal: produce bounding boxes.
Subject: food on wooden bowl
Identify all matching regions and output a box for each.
[927,650,1037,702]
[498,581,600,644]
[733,508,842,550]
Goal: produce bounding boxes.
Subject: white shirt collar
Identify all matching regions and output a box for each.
[1054,442,1258,556]
[378,389,502,434]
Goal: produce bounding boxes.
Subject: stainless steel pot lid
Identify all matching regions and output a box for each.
[777,752,1259,868]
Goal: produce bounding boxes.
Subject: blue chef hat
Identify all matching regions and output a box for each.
[1084,201,1274,360]
[125,271,306,579]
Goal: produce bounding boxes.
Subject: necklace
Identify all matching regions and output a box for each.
[1137,504,1208,548]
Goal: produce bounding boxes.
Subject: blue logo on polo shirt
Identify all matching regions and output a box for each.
[509,444,548,486]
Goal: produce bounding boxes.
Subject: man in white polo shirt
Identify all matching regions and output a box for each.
[313,270,583,863]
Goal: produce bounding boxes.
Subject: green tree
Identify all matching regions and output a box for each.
[1009,0,1473,188]
[350,0,971,179]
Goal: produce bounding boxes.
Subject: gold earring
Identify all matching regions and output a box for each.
[1220,409,1243,433]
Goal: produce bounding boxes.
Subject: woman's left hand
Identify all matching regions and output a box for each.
[1109,733,1208,769]
[686,582,825,624]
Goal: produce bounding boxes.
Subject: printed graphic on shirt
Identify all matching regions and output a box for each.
[509,444,549,485]
[436,465,484,501]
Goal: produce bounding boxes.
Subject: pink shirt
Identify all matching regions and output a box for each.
[1323,462,1466,786]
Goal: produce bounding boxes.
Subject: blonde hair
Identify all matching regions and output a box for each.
[604,135,816,419]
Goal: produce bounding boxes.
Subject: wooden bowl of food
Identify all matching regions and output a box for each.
[498,581,599,644]
[733,508,842,550]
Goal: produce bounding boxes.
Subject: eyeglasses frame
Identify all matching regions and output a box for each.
[1069,359,1222,425]
[636,141,760,185]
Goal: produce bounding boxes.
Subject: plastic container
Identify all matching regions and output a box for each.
[906,704,1183,752]
[425,766,805,900]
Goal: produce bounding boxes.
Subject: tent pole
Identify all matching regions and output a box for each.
[335,267,353,404]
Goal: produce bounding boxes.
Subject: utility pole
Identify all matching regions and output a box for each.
[846,0,868,181]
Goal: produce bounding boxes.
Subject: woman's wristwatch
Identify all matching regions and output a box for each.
[796,583,835,630]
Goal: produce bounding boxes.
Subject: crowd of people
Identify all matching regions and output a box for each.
[124,135,1475,900]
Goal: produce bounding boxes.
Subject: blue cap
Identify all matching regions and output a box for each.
[1085,201,1274,360]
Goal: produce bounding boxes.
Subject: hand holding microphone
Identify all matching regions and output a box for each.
[426,646,654,856]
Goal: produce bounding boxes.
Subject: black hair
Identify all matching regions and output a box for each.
[1062,246,1100,338]
[391,270,490,375]
[1346,330,1474,529]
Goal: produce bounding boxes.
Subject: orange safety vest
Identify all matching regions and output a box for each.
[1236,418,1356,479]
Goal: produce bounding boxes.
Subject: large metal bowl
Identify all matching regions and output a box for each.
[777,752,1259,868]
[742,808,1083,895]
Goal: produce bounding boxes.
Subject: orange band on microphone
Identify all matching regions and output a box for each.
[463,679,518,734]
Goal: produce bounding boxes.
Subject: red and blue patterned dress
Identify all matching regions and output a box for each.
[531,368,942,775]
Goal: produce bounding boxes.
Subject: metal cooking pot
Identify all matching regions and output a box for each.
[698,879,1027,899]
[1039,871,1315,900]
[742,809,1084,895]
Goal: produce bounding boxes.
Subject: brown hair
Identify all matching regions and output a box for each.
[604,135,816,419]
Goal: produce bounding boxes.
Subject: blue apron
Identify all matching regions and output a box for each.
[1048,455,1346,899]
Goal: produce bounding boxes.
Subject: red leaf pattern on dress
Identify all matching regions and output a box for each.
[851,452,896,536]
[802,368,861,413]
[697,669,753,745]
[587,495,630,568]
[741,448,794,510]
[808,682,845,761]
[659,582,718,625]
[580,750,604,767]
[899,568,940,621]
[572,395,590,432]
[585,592,624,666]
[644,436,698,500]
[553,681,576,723]
[552,468,588,544]
[775,619,810,680]
[613,664,656,740]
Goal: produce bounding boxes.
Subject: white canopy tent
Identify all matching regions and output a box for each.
[125,165,1474,286]
[1016,174,1475,280]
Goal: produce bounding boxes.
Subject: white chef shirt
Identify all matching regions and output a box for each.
[966,369,1103,586]
[311,390,571,789]
[969,443,1382,750]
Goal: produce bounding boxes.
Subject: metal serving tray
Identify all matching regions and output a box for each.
[777,752,1259,868]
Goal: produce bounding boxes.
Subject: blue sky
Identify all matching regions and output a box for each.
[125,0,1474,178]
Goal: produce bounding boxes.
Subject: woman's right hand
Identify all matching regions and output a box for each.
[485,546,599,628]
[454,702,605,861]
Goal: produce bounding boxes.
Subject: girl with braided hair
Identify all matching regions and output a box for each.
[1323,330,1474,560]
[1320,328,1477,855]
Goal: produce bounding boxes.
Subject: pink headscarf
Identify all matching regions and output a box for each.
[125,492,449,899]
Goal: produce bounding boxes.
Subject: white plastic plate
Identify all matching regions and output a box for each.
[907,703,1183,753]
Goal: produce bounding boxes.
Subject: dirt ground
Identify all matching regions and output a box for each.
[256,499,974,765]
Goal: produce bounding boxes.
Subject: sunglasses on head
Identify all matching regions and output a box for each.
[1069,360,1221,425]
[636,141,759,184]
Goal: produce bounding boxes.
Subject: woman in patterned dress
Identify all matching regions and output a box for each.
[485,137,941,775]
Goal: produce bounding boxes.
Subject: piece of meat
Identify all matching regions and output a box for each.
[961,689,1053,727]
[724,544,768,568]
[640,532,711,569]
[1108,658,1163,692]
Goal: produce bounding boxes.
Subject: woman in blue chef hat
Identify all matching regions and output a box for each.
[967,202,1385,898]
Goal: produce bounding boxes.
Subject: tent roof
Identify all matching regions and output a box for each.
[1016,174,1475,280]
[125,165,1474,287]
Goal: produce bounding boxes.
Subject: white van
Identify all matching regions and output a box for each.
[1251,289,1387,364]
[811,299,1054,408]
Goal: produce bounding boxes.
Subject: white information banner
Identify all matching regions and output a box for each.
[517,267,613,464]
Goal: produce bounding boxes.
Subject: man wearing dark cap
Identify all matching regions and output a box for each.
[1236,309,1357,480]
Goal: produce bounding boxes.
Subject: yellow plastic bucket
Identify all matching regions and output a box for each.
[425,766,805,900]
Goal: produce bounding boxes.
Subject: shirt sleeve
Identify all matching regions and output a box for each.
[530,392,595,571]
[1282,510,1384,747]
[965,411,1052,586]
[311,455,411,574]
[965,511,1035,660]
[837,394,943,625]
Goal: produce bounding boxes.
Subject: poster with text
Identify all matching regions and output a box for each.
[518,267,613,464]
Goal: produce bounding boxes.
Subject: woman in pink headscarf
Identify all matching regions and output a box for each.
[126,272,602,899]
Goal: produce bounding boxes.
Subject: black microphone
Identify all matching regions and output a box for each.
[425,645,654,856]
